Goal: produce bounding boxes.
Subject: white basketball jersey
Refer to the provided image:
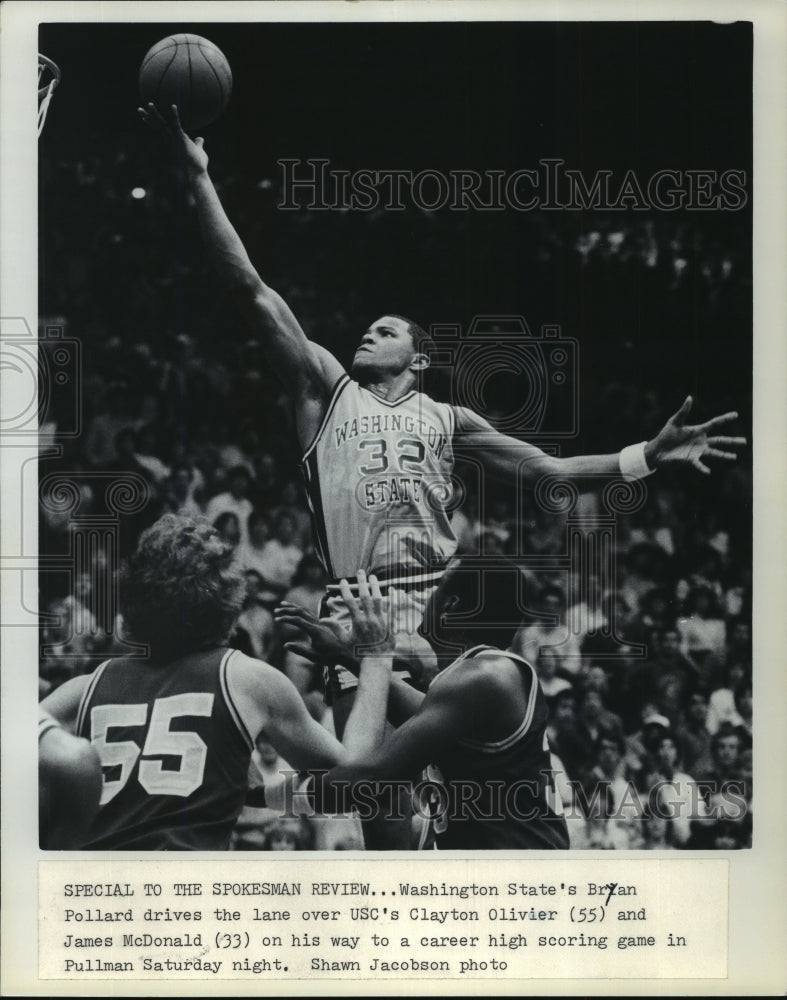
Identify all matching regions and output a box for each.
[302,375,458,584]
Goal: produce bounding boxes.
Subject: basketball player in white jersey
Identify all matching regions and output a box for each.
[140,104,746,712]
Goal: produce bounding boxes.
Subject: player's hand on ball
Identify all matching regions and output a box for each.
[137,103,209,175]
[645,396,746,475]
[274,604,356,668]
[275,570,396,666]
[339,571,396,658]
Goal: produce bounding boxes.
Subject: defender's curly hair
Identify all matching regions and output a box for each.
[119,514,245,659]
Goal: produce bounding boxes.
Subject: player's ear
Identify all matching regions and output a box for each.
[409,353,430,372]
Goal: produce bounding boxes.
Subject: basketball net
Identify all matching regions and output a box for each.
[38,55,61,138]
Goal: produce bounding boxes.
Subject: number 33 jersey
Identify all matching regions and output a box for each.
[302,377,458,585]
[75,648,254,850]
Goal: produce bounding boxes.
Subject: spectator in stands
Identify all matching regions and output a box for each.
[83,382,138,467]
[231,570,275,661]
[637,626,699,719]
[283,554,328,617]
[725,618,752,677]
[546,688,581,778]
[263,817,315,851]
[690,724,751,849]
[733,676,752,742]
[511,583,582,677]
[212,511,241,551]
[628,491,676,556]
[237,508,271,578]
[165,464,205,519]
[694,723,749,801]
[674,690,713,772]
[574,688,625,749]
[39,588,98,691]
[624,709,671,778]
[676,543,726,608]
[706,660,748,735]
[577,730,643,850]
[205,465,255,546]
[111,427,155,485]
[677,583,727,667]
[256,510,305,600]
[642,810,677,850]
[535,647,573,701]
[271,478,313,551]
[619,543,667,617]
[251,451,280,509]
[649,733,706,846]
[635,586,675,639]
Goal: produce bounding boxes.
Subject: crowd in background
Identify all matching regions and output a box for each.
[38,141,752,851]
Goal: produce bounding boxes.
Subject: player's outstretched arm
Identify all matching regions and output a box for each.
[454,396,745,487]
[138,104,344,443]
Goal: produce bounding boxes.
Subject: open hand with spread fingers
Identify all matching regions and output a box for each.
[644,396,747,475]
[137,102,209,176]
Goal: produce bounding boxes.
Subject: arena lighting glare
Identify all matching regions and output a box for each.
[131,187,146,200]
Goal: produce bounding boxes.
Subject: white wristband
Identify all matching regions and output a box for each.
[619,441,655,479]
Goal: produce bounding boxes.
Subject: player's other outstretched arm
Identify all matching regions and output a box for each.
[454,396,746,487]
[138,105,344,437]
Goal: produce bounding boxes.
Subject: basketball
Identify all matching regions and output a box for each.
[139,34,232,130]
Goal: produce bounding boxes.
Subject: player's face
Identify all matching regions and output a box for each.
[351,316,417,380]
